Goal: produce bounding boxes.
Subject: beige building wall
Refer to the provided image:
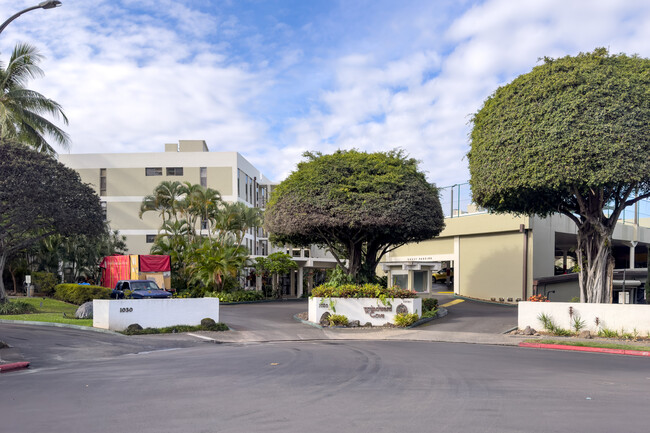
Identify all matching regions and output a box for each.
[207,167,233,196]
[457,232,525,301]
[59,142,275,255]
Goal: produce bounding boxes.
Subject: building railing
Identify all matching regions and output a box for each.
[439,182,650,226]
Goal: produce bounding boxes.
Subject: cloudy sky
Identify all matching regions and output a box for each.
[1,0,649,186]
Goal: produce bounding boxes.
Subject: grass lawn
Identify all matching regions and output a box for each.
[530,339,650,352]
[1,297,92,327]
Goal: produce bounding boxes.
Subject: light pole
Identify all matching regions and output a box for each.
[0,1,62,36]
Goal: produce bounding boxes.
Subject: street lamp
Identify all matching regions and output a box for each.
[0,1,62,35]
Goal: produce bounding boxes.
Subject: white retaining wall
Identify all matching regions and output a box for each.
[309,297,422,326]
[93,298,220,331]
[518,301,650,334]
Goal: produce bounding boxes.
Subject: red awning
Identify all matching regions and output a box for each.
[139,255,171,272]
[100,255,130,288]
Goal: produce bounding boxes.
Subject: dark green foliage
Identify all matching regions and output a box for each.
[311,283,417,299]
[122,322,228,335]
[53,284,111,305]
[265,150,445,282]
[32,272,57,296]
[469,49,650,215]
[0,142,104,302]
[468,49,650,303]
[205,290,265,303]
[422,298,438,313]
[0,300,37,314]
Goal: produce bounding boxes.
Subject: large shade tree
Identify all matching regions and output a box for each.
[0,141,104,302]
[0,43,69,154]
[264,150,445,283]
[468,49,650,303]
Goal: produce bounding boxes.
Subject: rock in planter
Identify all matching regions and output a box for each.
[126,323,143,333]
[522,326,536,336]
[75,301,93,319]
[349,320,360,328]
[578,330,592,339]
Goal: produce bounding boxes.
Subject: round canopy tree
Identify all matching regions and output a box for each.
[0,141,104,302]
[468,48,650,303]
[265,150,445,283]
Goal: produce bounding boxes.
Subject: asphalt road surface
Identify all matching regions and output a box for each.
[1,323,649,433]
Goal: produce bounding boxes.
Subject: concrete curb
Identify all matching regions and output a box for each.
[0,319,122,335]
[0,361,30,372]
[454,295,517,307]
[519,342,650,357]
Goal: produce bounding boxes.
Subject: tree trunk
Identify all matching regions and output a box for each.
[346,240,363,281]
[576,220,613,303]
[0,252,7,303]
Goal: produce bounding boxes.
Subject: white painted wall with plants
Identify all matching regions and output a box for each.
[518,301,650,336]
[94,298,220,331]
[309,297,422,326]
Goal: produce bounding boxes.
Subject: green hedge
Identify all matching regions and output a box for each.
[311,284,417,299]
[204,290,265,303]
[53,284,112,305]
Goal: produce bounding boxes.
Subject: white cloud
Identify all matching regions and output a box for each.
[1,0,650,188]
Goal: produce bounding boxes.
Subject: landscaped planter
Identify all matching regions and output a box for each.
[309,297,422,326]
[518,301,650,334]
[93,298,220,331]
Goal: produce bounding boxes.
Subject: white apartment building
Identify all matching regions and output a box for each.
[59,140,274,255]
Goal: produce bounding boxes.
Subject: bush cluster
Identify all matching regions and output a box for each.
[311,284,416,299]
[32,272,58,296]
[328,314,349,326]
[121,319,228,335]
[394,313,420,327]
[0,300,38,315]
[53,284,112,305]
[204,290,265,303]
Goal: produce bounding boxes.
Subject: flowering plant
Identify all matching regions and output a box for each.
[528,294,549,302]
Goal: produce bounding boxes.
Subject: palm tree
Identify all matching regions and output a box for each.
[0,42,69,154]
[215,202,262,247]
[179,182,222,237]
[139,181,184,224]
[189,238,249,292]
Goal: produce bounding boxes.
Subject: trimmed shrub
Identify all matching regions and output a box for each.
[394,313,419,327]
[311,283,416,299]
[422,298,438,313]
[205,290,265,303]
[0,300,38,315]
[201,318,217,328]
[122,322,228,335]
[328,314,349,326]
[53,284,112,305]
[32,272,58,296]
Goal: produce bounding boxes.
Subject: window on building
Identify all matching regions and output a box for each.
[100,168,106,196]
[303,249,310,258]
[166,167,184,176]
[237,169,241,197]
[201,219,208,230]
[146,234,157,243]
[100,201,107,221]
[245,175,249,202]
[200,167,207,187]
[145,167,163,176]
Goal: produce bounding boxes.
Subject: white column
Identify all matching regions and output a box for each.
[297,266,304,298]
[630,245,636,269]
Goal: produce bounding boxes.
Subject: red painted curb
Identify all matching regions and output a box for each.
[0,362,30,372]
[519,342,650,357]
